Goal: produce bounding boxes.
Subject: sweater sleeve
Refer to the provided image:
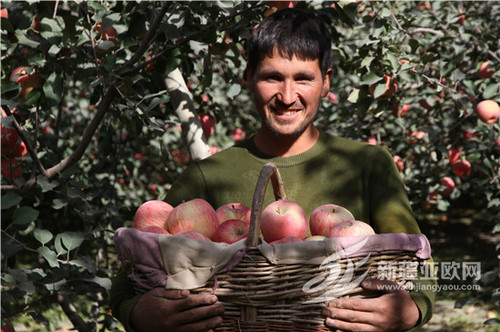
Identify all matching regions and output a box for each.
[368,147,436,328]
[108,268,141,332]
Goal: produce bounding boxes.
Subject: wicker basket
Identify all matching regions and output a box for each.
[114,163,430,331]
[188,163,426,331]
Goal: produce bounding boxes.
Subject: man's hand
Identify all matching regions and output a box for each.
[322,278,420,332]
[130,288,224,332]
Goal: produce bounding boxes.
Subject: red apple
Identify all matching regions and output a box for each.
[175,230,211,241]
[476,100,499,124]
[327,92,338,103]
[369,75,397,99]
[212,219,249,244]
[1,320,14,332]
[1,158,22,179]
[328,220,375,238]
[270,236,303,245]
[478,61,495,79]
[409,130,428,144]
[265,1,296,16]
[167,198,219,239]
[10,66,41,100]
[393,155,404,172]
[309,204,355,237]
[198,114,215,138]
[439,177,455,196]
[260,199,308,243]
[452,160,471,178]
[397,104,410,117]
[305,235,328,242]
[231,128,246,141]
[216,202,251,225]
[142,225,171,235]
[1,8,8,19]
[133,200,173,231]
[448,147,462,165]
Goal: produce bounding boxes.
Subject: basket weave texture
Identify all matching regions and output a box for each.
[114,163,431,331]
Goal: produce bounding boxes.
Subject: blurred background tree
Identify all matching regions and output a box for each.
[1,1,498,330]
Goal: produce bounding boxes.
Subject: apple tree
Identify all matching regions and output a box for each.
[1,1,498,331]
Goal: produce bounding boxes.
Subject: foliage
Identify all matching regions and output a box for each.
[1,1,498,330]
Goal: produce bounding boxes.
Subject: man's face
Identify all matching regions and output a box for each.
[247,52,331,137]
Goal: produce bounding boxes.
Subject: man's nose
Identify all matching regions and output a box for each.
[277,80,296,106]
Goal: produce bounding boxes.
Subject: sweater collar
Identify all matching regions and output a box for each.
[237,131,330,167]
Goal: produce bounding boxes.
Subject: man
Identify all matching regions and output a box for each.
[110,8,434,331]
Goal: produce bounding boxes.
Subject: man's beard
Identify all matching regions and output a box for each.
[263,116,314,138]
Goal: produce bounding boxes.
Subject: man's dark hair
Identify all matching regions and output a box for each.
[248,8,332,76]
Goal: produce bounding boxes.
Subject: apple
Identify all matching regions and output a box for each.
[439,177,455,196]
[171,149,190,164]
[397,104,410,117]
[212,219,249,244]
[327,92,338,103]
[418,99,433,111]
[198,114,215,138]
[452,160,471,178]
[369,75,397,99]
[1,320,14,332]
[305,235,328,241]
[10,66,41,100]
[328,220,375,238]
[409,131,428,144]
[476,100,499,124]
[175,230,211,241]
[270,236,303,245]
[478,61,495,79]
[133,200,173,231]
[142,225,171,235]
[393,155,404,172]
[215,202,251,225]
[167,198,219,239]
[1,7,8,19]
[260,199,308,243]
[448,147,462,165]
[265,1,296,16]
[231,128,246,141]
[1,158,22,179]
[309,204,355,237]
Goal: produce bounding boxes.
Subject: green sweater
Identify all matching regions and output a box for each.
[109,132,435,330]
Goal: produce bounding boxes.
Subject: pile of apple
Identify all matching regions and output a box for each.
[132,198,375,245]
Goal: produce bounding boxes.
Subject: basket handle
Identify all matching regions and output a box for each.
[246,163,286,247]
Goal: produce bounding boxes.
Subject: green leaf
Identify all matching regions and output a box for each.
[360,72,382,85]
[34,229,53,245]
[360,56,375,68]
[60,232,85,251]
[84,276,112,290]
[1,192,23,209]
[372,83,387,99]
[54,234,67,256]
[22,89,42,106]
[347,89,360,103]
[37,247,59,268]
[12,207,39,225]
[482,83,498,99]
[226,83,241,100]
[37,176,59,192]
[43,71,64,106]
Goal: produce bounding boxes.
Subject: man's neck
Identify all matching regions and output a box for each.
[253,126,320,157]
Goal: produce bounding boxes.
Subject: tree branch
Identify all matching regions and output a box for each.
[57,294,94,332]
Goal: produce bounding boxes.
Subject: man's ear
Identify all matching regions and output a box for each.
[245,65,254,93]
[321,68,333,98]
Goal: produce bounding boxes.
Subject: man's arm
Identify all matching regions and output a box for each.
[322,279,420,331]
[109,269,224,332]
